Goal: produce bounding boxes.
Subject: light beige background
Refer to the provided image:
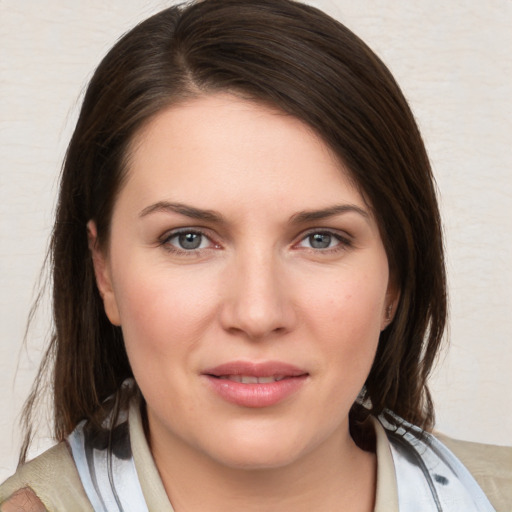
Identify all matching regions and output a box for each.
[1,1,511,480]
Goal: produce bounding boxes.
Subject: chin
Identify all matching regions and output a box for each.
[201,428,313,471]
[211,446,301,471]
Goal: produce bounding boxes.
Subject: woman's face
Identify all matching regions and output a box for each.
[92,94,397,470]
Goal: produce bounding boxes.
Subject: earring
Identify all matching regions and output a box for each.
[385,304,393,321]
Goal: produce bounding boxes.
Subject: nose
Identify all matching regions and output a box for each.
[219,249,297,340]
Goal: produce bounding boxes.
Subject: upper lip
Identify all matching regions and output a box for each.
[202,361,308,378]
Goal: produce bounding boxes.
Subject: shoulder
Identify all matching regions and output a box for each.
[0,442,92,511]
[436,432,512,512]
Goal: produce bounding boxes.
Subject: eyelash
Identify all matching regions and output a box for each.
[294,229,352,254]
[159,228,218,256]
[159,228,352,256]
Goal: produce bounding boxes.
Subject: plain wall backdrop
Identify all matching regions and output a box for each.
[1,0,511,480]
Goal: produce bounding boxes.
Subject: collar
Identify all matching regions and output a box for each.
[67,395,494,511]
[372,416,400,511]
[378,411,496,512]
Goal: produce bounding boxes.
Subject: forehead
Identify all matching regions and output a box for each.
[120,93,368,217]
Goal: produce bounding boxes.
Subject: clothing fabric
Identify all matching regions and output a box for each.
[1,397,511,511]
[378,411,498,511]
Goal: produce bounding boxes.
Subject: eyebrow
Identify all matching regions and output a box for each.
[139,201,369,225]
[139,201,223,223]
[290,204,370,224]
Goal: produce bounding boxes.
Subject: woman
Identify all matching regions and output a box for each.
[1,0,510,510]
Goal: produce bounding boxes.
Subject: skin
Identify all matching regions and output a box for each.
[1,488,46,512]
[90,94,399,511]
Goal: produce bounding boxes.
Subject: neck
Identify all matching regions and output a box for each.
[149,420,376,512]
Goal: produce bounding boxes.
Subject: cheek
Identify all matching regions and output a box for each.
[306,272,386,336]
[110,260,219,361]
[298,268,387,377]
[110,262,221,418]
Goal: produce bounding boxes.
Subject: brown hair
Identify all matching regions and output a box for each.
[21,0,446,461]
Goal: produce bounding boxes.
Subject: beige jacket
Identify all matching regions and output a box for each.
[1,404,511,511]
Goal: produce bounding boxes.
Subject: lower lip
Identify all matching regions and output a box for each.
[203,375,308,408]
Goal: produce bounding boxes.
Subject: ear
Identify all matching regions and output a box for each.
[87,220,121,326]
[381,279,401,331]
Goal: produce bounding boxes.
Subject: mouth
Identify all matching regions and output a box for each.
[203,360,307,378]
[215,375,288,383]
[202,361,309,408]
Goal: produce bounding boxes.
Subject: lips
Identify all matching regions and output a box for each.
[202,361,308,408]
[218,375,286,383]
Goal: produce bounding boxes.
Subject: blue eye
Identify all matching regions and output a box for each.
[164,230,212,251]
[176,232,203,250]
[308,233,334,249]
[299,231,342,250]
[299,231,341,250]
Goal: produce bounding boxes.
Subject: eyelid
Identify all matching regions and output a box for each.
[293,228,353,251]
[159,227,221,254]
